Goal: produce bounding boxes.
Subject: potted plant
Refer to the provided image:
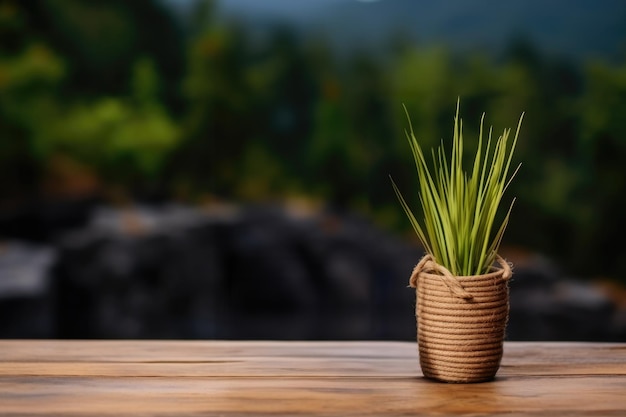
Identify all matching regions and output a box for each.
[391,99,524,383]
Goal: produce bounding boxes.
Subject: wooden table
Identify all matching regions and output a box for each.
[1,340,625,416]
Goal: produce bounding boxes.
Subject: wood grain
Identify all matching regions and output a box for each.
[0,340,625,416]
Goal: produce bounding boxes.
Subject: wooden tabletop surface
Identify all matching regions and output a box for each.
[1,340,625,416]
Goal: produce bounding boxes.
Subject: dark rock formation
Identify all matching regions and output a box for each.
[49,203,419,339]
[0,241,56,337]
[508,254,619,341]
[1,201,625,341]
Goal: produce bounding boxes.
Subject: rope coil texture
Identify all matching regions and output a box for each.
[410,254,511,383]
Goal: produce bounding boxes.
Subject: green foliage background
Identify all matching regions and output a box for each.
[1,0,626,281]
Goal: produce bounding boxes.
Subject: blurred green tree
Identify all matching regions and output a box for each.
[37,57,180,191]
[575,59,626,276]
[1,0,626,282]
[0,2,66,199]
[32,0,185,108]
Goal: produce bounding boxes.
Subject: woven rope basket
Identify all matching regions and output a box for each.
[410,255,511,383]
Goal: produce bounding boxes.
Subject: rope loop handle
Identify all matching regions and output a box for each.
[409,254,511,300]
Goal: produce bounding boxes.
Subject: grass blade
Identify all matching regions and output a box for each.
[392,100,523,276]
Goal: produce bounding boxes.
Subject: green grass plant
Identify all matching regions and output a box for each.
[392,100,524,276]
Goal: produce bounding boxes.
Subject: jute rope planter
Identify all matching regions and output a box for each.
[410,254,512,383]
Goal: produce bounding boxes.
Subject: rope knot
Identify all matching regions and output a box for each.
[409,255,472,299]
[409,254,512,300]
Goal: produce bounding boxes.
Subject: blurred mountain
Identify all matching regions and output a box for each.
[165,0,626,61]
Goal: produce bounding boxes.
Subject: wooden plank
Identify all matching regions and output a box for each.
[0,341,625,416]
